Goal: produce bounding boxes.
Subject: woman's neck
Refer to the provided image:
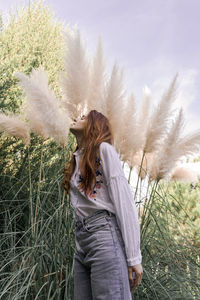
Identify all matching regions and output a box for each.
[76,134,85,150]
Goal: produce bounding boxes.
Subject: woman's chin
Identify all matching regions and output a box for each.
[69,127,75,133]
[69,126,82,133]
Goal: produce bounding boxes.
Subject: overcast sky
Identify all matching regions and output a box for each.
[1,0,200,134]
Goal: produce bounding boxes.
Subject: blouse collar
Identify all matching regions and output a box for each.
[73,148,83,156]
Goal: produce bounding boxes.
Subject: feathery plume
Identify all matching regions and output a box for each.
[133,86,151,151]
[86,36,106,114]
[119,93,138,163]
[177,131,200,157]
[120,87,150,168]
[149,109,200,182]
[59,30,90,119]
[105,63,126,148]
[15,66,70,146]
[170,166,199,183]
[149,108,184,181]
[0,113,30,144]
[135,151,154,180]
[144,73,178,153]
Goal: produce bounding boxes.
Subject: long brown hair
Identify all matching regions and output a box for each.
[62,110,114,196]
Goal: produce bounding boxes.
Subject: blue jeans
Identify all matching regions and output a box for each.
[73,209,132,300]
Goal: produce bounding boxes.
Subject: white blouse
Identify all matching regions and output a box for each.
[69,141,142,266]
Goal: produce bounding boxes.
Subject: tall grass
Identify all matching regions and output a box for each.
[0,136,76,299]
[1,136,199,299]
[131,168,200,299]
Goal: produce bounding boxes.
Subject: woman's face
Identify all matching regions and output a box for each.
[70,114,87,133]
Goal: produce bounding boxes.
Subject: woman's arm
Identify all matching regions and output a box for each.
[99,142,142,266]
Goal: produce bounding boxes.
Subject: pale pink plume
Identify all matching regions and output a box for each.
[119,93,138,164]
[144,73,178,153]
[132,86,151,151]
[135,151,154,180]
[104,63,126,149]
[59,30,90,120]
[120,87,150,168]
[177,131,200,157]
[0,113,30,145]
[15,66,70,146]
[86,36,106,114]
[149,109,200,182]
[149,108,184,181]
[135,87,151,152]
[170,166,199,183]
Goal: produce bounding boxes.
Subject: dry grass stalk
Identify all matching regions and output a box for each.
[135,151,154,180]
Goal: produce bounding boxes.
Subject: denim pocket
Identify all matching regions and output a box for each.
[83,216,110,233]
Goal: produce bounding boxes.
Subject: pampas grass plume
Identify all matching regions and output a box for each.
[144,73,178,153]
[120,87,150,168]
[15,66,70,146]
[0,113,30,145]
[149,108,184,181]
[119,93,138,163]
[134,86,151,151]
[59,30,90,119]
[105,63,126,148]
[171,166,199,183]
[87,36,106,114]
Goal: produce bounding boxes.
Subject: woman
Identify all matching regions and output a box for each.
[62,110,143,300]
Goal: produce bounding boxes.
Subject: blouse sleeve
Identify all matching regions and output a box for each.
[99,142,142,266]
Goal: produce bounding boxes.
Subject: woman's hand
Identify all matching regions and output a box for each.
[128,264,143,292]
